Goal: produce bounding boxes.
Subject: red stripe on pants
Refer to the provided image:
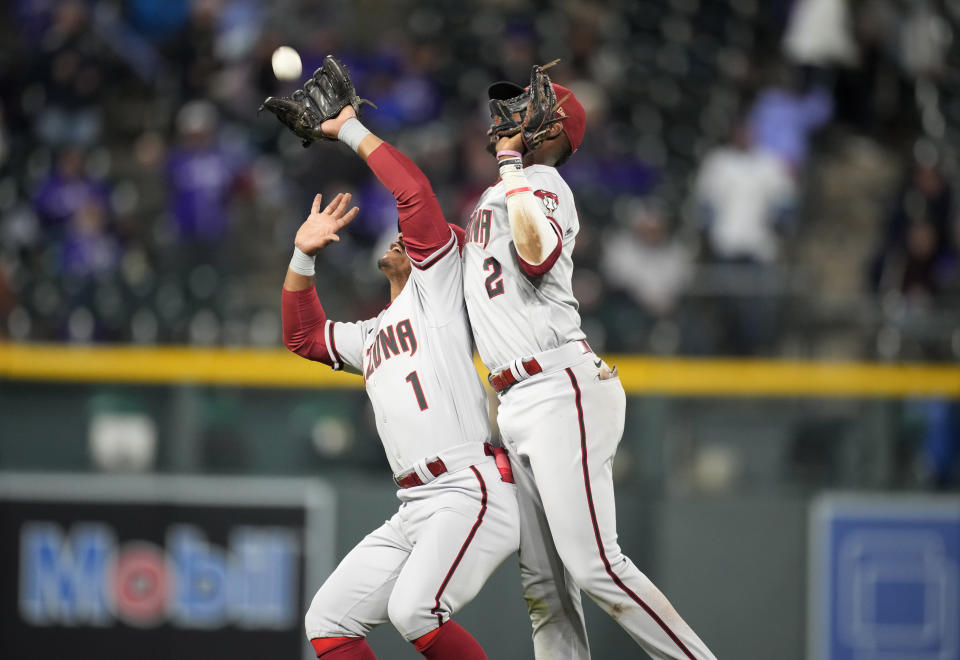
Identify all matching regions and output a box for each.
[565,367,698,660]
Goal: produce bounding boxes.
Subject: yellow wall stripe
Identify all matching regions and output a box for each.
[614,357,960,398]
[1,342,958,398]
[0,342,348,388]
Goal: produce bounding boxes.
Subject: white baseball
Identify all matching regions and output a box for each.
[271,46,302,81]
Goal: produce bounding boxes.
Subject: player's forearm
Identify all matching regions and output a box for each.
[498,155,560,266]
[284,269,314,292]
[339,118,450,258]
[284,244,318,291]
[281,285,334,364]
[281,249,326,355]
[337,117,383,161]
[281,246,333,364]
[356,133,383,161]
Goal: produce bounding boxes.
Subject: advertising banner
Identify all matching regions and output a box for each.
[0,473,336,660]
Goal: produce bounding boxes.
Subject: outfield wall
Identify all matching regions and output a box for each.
[2,343,959,658]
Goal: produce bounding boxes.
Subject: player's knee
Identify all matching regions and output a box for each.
[304,601,326,639]
[386,591,430,639]
[568,549,639,595]
[386,595,415,635]
[562,554,614,592]
[305,592,347,639]
[523,592,554,631]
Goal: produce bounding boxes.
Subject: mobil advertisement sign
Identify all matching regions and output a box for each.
[0,474,336,660]
[20,522,297,629]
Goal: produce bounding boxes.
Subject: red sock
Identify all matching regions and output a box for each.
[412,621,487,659]
[310,636,377,659]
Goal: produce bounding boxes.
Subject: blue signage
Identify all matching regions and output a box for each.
[19,522,298,629]
[809,495,960,660]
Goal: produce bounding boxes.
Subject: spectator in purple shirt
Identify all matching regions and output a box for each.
[165,101,241,247]
[34,147,110,236]
[747,66,833,172]
[60,199,120,279]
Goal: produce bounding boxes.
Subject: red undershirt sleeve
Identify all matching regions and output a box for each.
[365,143,450,263]
[281,287,334,367]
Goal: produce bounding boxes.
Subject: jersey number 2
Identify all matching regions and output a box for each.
[405,371,428,411]
[483,257,504,298]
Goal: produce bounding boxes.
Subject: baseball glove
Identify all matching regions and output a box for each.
[259,54,376,147]
[520,59,568,151]
[487,88,528,140]
[487,60,568,152]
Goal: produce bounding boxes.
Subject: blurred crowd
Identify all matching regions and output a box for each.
[1,0,960,364]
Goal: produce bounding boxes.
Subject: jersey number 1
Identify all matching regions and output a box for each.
[405,371,428,411]
[483,257,504,298]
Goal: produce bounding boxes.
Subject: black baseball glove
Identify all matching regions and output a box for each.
[259,54,376,147]
[487,87,528,141]
[487,59,567,152]
[519,59,567,151]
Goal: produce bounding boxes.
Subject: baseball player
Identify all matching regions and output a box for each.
[269,57,520,659]
[461,64,717,660]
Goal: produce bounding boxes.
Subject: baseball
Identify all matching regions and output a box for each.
[271,46,302,81]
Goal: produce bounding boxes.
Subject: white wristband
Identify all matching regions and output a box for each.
[499,158,529,196]
[289,246,316,276]
[338,117,371,153]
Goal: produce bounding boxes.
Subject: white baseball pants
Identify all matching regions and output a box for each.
[498,353,716,660]
[304,457,519,643]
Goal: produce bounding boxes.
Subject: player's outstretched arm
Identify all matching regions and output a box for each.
[321,106,451,263]
[486,64,568,274]
[282,193,357,363]
[261,54,451,262]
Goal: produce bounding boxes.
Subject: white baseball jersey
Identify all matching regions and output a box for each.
[326,229,490,475]
[462,164,586,372]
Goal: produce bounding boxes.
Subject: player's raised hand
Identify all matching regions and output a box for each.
[495,131,525,156]
[294,192,359,255]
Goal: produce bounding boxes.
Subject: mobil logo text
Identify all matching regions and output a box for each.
[19,521,299,629]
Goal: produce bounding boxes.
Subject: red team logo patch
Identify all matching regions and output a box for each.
[534,190,559,215]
